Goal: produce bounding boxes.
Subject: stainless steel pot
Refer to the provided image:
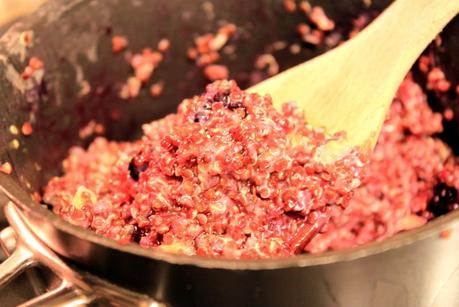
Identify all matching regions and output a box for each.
[1,0,459,306]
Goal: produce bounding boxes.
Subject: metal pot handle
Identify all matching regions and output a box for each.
[0,201,94,306]
[0,201,164,307]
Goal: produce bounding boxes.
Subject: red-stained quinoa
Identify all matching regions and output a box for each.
[112,35,128,54]
[309,7,335,31]
[283,0,297,13]
[149,82,164,97]
[255,54,280,77]
[157,39,171,52]
[203,64,229,81]
[286,3,338,47]
[44,80,367,258]
[427,67,452,92]
[118,42,168,99]
[187,24,236,81]
[21,57,44,80]
[21,122,33,136]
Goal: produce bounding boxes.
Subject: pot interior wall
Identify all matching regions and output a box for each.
[0,0,458,198]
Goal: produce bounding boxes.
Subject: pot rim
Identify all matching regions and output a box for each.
[1,0,458,271]
[2,177,458,271]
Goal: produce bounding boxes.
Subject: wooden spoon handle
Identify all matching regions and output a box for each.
[249,0,458,160]
[352,0,459,89]
[319,0,459,152]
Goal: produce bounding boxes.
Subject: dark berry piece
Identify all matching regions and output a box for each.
[132,225,149,243]
[128,158,148,181]
[428,182,458,217]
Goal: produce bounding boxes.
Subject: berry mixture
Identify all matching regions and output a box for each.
[43,74,459,259]
[44,80,367,258]
[40,5,459,259]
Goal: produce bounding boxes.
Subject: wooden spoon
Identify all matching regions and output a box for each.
[249,0,459,161]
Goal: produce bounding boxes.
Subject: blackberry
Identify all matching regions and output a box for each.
[128,158,148,181]
[428,182,458,217]
[132,225,149,243]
